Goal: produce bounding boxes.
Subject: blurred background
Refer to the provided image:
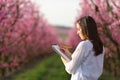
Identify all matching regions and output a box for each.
[0,0,120,80]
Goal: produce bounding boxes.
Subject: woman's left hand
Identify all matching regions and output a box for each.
[61,57,68,65]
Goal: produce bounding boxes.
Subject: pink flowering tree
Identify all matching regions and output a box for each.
[0,0,60,77]
[67,0,120,76]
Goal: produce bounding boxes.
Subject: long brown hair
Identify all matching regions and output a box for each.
[76,16,103,56]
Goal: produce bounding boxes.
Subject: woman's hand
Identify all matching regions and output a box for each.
[61,57,68,65]
[60,48,72,59]
[60,46,72,65]
[60,48,69,53]
[60,45,72,55]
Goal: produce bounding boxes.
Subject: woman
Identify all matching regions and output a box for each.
[61,16,105,80]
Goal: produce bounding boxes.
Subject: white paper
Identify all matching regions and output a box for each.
[52,44,71,62]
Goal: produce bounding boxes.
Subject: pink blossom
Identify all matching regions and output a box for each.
[0,0,60,76]
[1,63,9,68]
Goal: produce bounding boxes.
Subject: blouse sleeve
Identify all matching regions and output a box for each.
[65,42,87,74]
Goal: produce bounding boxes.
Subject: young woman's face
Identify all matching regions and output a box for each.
[76,23,86,40]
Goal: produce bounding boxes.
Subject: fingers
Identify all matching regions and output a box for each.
[60,45,72,49]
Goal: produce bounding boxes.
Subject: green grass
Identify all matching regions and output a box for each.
[12,54,117,80]
[13,54,70,80]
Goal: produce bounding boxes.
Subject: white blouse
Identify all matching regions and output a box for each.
[65,40,105,80]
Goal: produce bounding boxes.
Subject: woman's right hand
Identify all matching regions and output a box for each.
[60,47,69,53]
[60,47,72,59]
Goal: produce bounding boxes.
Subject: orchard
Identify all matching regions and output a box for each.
[0,0,60,77]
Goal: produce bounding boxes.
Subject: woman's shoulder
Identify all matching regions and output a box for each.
[80,40,92,45]
[78,40,93,49]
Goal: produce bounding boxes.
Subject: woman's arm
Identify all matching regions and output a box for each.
[64,42,87,74]
[60,49,72,65]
